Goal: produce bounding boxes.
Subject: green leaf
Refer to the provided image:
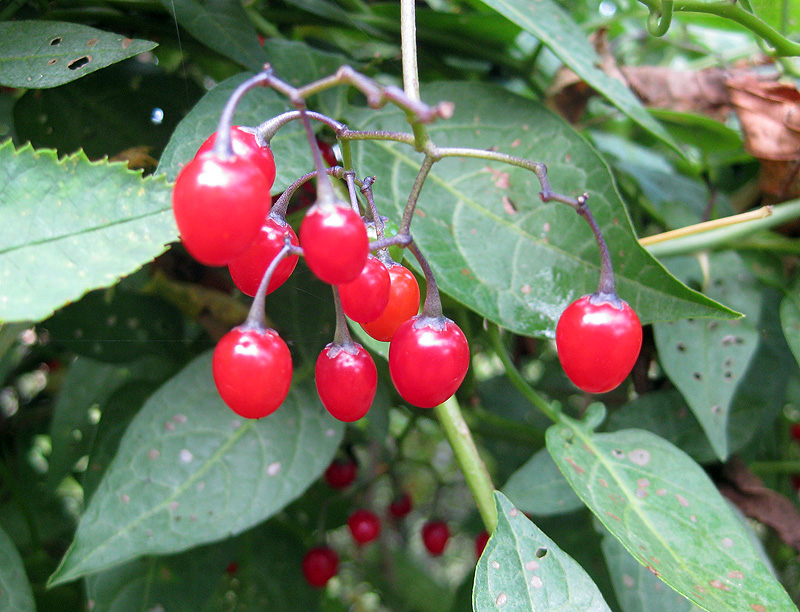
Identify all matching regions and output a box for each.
[158,0,266,70]
[546,419,796,612]
[653,252,763,460]
[158,40,348,187]
[601,529,704,612]
[0,21,157,88]
[0,141,175,323]
[502,448,584,516]
[749,0,800,35]
[780,287,800,369]
[48,351,344,586]
[351,82,734,337]
[0,525,35,612]
[471,0,679,152]
[473,491,612,612]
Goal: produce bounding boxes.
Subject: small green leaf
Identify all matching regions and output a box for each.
[351,82,734,337]
[49,351,344,586]
[653,252,763,460]
[471,0,679,151]
[0,21,156,88]
[546,421,796,612]
[0,141,175,323]
[0,526,35,612]
[503,448,584,516]
[473,492,612,612]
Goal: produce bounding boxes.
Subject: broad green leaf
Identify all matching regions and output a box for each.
[503,448,584,516]
[653,252,762,460]
[159,0,266,70]
[158,40,348,187]
[601,529,704,612]
[780,287,800,369]
[473,492,612,612]
[0,21,156,89]
[0,141,175,323]
[750,0,800,35]
[472,0,679,151]
[43,289,183,363]
[49,351,344,586]
[0,526,35,612]
[546,415,796,612]
[46,356,174,492]
[350,82,734,337]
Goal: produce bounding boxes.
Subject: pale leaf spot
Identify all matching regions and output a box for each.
[623,574,635,588]
[173,413,187,423]
[729,570,744,580]
[628,449,650,466]
[598,478,608,488]
[636,488,648,499]
[511,138,521,147]
[637,478,650,488]
[656,488,667,496]
[530,576,543,588]
[492,561,500,570]
[326,428,336,437]
[676,494,690,507]
[169,501,179,510]
[751,605,766,612]
[509,508,519,517]
[496,593,507,606]
[164,421,175,431]
[121,493,130,503]
[525,560,539,571]
[722,537,734,548]
[148,449,160,460]
[690,515,698,523]
[521,284,531,295]
[179,449,193,463]
[605,511,621,522]
[710,579,731,591]
[565,457,585,474]
[267,462,281,476]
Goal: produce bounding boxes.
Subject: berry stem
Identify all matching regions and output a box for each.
[270,167,345,219]
[407,241,443,319]
[343,171,361,214]
[330,287,356,350]
[298,106,337,206]
[433,395,497,533]
[244,237,297,330]
[574,194,617,298]
[213,69,273,158]
[399,154,436,237]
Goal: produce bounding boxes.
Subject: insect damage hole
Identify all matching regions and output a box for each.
[50,37,62,46]
[534,547,548,559]
[68,55,92,70]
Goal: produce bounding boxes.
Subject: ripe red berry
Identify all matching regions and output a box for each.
[388,493,412,519]
[347,509,381,545]
[389,316,470,408]
[315,343,377,422]
[323,458,358,489]
[300,204,369,285]
[228,217,299,296]
[360,264,420,342]
[555,293,642,394]
[338,257,391,324]
[196,126,277,187]
[790,424,800,442]
[475,530,489,559]
[316,138,338,167]
[212,326,292,418]
[172,153,272,266]
[421,520,449,556]
[302,546,339,588]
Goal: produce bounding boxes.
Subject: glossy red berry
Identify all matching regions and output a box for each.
[388,493,412,519]
[555,293,642,394]
[315,343,377,422]
[361,264,420,342]
[338,257,391,324]
[317,138,338,167]
[421,520,450,556]
[300,204,369,285]
[196,126,277,187]
[323,458,358,489]
[389,316,470,408]
[302,546,339,588]
[475,530,489,559]
[212,326,292,418]
[228,217,299,296]
[348,509,381,545]
[172,153,272,266]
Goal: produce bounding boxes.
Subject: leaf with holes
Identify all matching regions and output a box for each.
[503,448,584,516]
[0,526,35,612]
[653,252,762,460]
[0,21,156,89]
[0,141,175,323]
[546,410,796,612]
[48,351,344,586]
[350,82,734,337]
[601,528,705,612]
[473,492,613,612]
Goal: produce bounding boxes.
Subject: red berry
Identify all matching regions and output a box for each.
[421,520,449,556]
[302,546,339,588]
[315,343,377,422]
[338,257,391,324]
[317,138,338,167]
[360,264,420,342]
[388,493,412,519]
[300,204,369,285]
[792,475,800,491]
[212,326,292,418]
[475,530,489,559]
[790,424,800,442]
[347,509,381,545]
[228,217,299,296]
[555,294,642,394]
[172,153,272,265]
[323,458,358,489]
[196,126,277,188]
[389,316,470,408]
